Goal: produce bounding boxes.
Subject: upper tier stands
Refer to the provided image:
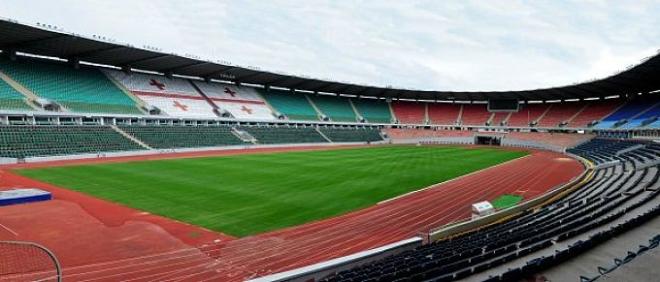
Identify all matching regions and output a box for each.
[490,112,509,126]
[192,82,276,120]
[0,59,141,114]
[507,104,549,127]
[428,103,460,125]
[596,97,657,129]
[459,104,491,126]
[620,103,660,129]
[119,125,245,149]
[105,70,217,118]
[569,99,621,128]
[352,99,392,123]
[319,127,383,142]
[322,139,660,282]
[392,101,426,124]
[537,103,584,127]
[259,89,319,121]
[311,95,357,122]
[0,78,32,111]
[0,126,142,158]
[240,126,327,144]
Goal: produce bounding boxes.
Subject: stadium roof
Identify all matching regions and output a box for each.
[1,18,659,101]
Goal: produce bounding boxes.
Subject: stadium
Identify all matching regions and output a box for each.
[0,4,659,282]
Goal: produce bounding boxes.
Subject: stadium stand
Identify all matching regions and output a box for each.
[490,112,509,126]
[506,132,594,149]
[595,98,657,129]
[0,126,142,158]
[192,82,276,120]
[392,101,426,124]
[118,125,245,149]
[427,103,460,125]
[459,104,491,126]
[537,103,584,127]
[105,70,217,118]
[321,139,660,282]
[0,78,32,111]
[568,99,621,128]
[352,99,392,123]
[620,103,660,129]
[0,59,141,114]
[384,128,473,139]
[318,127,383,142]
[506,104,550,127]
[240,126,327,144]
[259,89,319,121]
[310,95,357,122]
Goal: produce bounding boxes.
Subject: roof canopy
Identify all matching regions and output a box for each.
[1,19,658,101]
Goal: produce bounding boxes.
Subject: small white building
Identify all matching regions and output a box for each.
[471,201,495,219]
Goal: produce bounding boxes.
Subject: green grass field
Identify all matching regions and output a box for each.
[491,194,524,210]
[15,146,527,237]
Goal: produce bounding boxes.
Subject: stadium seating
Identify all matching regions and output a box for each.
[192,82,276,120]
[0,59,141,114]
[0,126,142,158]
[259,89,319,121]
[595,98,657,129]
[392,101,425,124]
[621,103,660,129]
[310,95,357,122]
[490,112,510,126]
[384,128,473,139]
[105,70,217,118]
[569,99,621,128]
[119,125,245,149]
[240,126,327,144]
[428,103,460,125]
[507,104,550,127]
[322,139,660,282]
[319,127,383,142]
[459,104,491,126]
[506,132,594,149]
[537,102,585,127]
[352,99,392,123]
[0,78,32,111]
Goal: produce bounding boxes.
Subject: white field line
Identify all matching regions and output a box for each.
[377,154,533,205]
[0,222,19,236]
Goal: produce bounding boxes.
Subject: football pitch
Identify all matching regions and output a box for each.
[15,146,527,237]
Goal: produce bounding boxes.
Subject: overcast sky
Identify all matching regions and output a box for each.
[2,0,659,91]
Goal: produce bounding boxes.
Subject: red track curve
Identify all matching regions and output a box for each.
[0,146,582,281]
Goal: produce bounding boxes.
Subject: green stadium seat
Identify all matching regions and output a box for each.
[311,95,357,122]
[0,78,32,111]
[319,127,383,142]
[352,99,392,123]
[0,126,143,158]
[240,126,327,144]
[119,125,246,149]
[259,89,319,121]
[0,58,142,114]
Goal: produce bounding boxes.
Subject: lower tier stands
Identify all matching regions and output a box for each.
[119,125,245,149]
[322,139,660,282]
[427,103,460,125]
[239,126,327,144]
[352,99,392,123]
[460,104,491,126]
[0,126,142,158]
[384,128,473,139]
[311,95,357,122]
[506,132,594,149]
[260,90,319,121]
[392,102,426,124]
[567,138,644,165]
[319,127,383,142]
[0,58,141,114]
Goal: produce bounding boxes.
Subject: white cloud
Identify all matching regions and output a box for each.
[1,0,659,92]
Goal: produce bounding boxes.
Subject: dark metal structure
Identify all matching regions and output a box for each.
[0,18,658,101]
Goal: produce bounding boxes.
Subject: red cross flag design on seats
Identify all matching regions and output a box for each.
[241,106,253,114]
[149,79,166,90]
[173,101,189,111]
[224,87,237,97]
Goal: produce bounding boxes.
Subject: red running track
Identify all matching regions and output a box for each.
[0,146,582,282]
